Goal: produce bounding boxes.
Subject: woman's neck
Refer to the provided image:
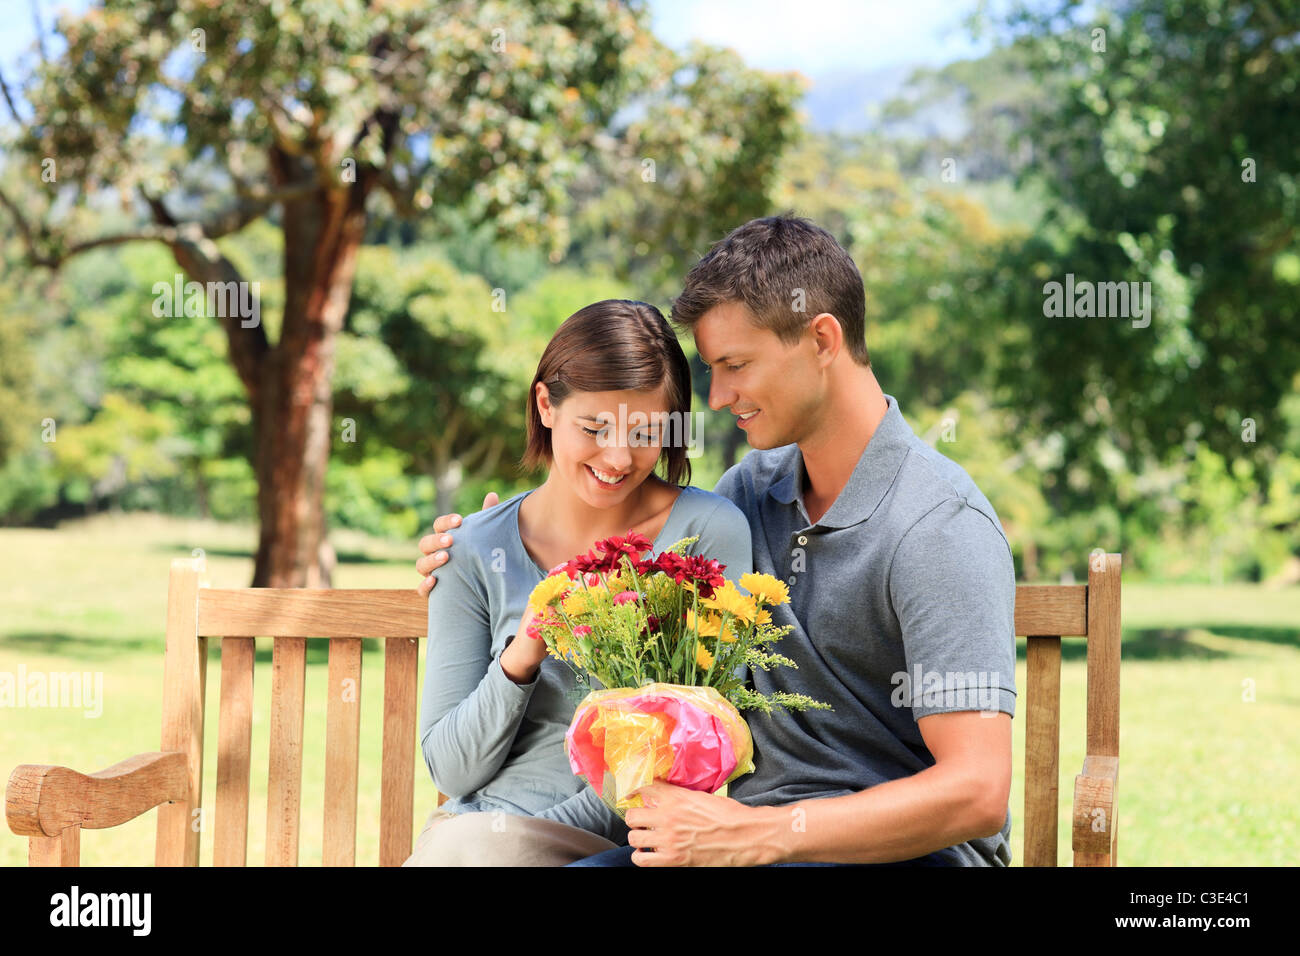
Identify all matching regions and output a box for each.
[526,471,673,544]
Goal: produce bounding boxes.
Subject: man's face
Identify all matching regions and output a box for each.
[693,301,821,450]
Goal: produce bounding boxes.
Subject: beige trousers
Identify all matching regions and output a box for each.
[401,805,620,867]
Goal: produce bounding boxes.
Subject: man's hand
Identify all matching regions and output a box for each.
[415,491,499,597]
[623,782,782,867]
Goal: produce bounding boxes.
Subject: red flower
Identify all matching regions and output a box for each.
[651,552,726,598]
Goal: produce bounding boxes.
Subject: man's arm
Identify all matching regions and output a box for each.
[625,711,1010,866]
[626,498,1017,867]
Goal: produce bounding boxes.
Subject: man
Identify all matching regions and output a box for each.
[417,215,1017,866]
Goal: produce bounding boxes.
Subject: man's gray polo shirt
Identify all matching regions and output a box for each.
[715,394,1017,866]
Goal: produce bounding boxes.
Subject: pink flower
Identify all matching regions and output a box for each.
[573,625,593,637]
[613,590,641,605]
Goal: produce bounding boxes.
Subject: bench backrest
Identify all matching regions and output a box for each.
[155,552,1120,867]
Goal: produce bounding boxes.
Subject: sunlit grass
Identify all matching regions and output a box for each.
[2,514,1297,866]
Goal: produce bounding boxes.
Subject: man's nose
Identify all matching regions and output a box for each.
[708,375,735,412]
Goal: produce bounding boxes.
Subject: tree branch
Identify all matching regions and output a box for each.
[0,66,22,125]
[142,192,270,397]
[28,0,48,65]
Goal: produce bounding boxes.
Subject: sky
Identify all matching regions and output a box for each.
[650,0,988,75]
[0,0,991,130]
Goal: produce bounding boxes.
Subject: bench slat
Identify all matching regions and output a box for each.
[199,589,427,637]
[1023,635,1062,866]
[1078,553,1123,866]
[214,637,255,866]
[324,638,363,866]
[1013,585,1087,636]
[157,559,206,866]
[266,636,307,866]
[379,637,419,867]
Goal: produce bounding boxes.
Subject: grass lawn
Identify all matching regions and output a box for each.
[2,513,1298,866]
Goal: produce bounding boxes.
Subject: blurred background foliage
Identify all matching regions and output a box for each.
[1,0,1297,586]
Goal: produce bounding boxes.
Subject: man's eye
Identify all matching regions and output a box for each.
[726,363,745,372]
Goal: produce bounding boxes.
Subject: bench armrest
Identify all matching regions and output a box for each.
[7,751,189,839]
[1071,754,1119,864]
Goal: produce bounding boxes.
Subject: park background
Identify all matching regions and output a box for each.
[1,0,1297,866]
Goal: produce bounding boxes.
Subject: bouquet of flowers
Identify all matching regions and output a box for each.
[525,532,829,817]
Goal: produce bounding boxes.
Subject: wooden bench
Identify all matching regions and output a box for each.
[5,552,1122,866]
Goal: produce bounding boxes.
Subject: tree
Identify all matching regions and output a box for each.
[0,0,660,585]
[978,0,1300,498]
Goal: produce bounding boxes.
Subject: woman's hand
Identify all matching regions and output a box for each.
[499,605,548,685]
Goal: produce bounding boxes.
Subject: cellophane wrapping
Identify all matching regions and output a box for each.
[563,682,755,819]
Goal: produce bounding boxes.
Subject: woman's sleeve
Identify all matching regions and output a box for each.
[534,787,630,844]
[419,539,539,799]
[694,494,754,583]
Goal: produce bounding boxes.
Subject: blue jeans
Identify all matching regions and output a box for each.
[566,845,963,867]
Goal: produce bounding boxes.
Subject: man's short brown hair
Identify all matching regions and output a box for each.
[670,214,870,366]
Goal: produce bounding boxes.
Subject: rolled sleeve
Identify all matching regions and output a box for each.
[888,499,1017,720]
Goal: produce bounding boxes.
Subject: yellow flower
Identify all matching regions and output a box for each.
[703,581,755,625]
[561,590,591,617]
[686,608,721,637]
[527,573,572,613]
[741,573,790,607]
[695,643,714,669]
[551,630,575,662]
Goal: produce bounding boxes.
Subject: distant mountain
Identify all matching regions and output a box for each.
[801,64,970,139]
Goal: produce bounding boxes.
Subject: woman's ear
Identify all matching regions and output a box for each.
[535,382,554,428]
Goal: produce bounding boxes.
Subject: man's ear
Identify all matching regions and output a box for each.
[808,312,844,367]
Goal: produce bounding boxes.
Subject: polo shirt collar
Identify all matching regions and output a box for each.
[767,394,913,529]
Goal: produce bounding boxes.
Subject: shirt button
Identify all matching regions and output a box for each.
[788,576,797,585]
[797,535,808,546]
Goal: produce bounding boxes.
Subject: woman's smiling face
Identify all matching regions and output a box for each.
[535,382,673,508]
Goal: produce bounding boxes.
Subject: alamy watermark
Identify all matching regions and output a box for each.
[0,664,103,718]
[50,886,150,935]
[152,273,261,328]
[890,665,1004,716]
[1042,274,1151,328]
[592,404,705,458]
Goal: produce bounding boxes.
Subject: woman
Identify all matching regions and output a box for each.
[402,299,753,866]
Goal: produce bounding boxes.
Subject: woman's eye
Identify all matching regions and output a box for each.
[581,425,605,437]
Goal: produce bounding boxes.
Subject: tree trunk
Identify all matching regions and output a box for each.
[250,163,370,587]
[194,463,210,520]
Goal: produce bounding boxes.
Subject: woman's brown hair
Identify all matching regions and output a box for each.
[522,299,693,486]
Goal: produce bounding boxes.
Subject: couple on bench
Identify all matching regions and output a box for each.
[403,215,1017,867]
